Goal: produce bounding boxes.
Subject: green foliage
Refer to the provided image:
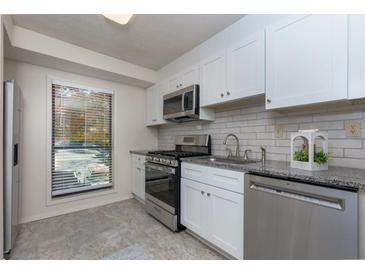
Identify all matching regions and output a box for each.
[313,150,330,165]
[293,149,309,162]
[293,149,330,165]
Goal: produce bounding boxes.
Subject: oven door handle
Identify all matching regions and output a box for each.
[145,162,176,175]
[182,92,185,112]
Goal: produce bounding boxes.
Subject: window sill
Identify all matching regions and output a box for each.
[46,185,118,207]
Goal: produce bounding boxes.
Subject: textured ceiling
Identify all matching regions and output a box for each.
[12,14,244,70]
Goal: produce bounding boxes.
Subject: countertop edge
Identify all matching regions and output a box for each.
[181,157,365,190]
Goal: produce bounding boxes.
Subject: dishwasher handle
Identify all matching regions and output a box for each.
[250,181,345,210]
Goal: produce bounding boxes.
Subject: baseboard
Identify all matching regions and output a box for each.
[132,194,145,205]
[185,229,235,260]
[19,194,133,224]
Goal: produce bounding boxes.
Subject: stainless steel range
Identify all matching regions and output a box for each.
[145,135,211,231]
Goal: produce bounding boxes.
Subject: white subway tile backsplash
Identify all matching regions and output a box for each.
[329,139,363,149]
[276,116,313,125]
[328,130,347,139]
[313,111,362,122]
[300,121,344,130]
[345,149,365,159]
[331,158,365,169]
[248,139,276,147]
[158,102,365,168]
[232,113,257,121]
[328,148,344,158]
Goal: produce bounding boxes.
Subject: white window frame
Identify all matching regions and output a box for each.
[46,76,117,206]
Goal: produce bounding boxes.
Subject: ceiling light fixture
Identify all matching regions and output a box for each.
[102,14,133,25]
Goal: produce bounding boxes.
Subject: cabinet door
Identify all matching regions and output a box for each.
[146,83,167,126]
[182,65,200,88]
[226,30,265,101]
[349,15,365,99]
[131,159,139,196]
[146,85,157,125]
[137,166,145,200]
[155,82,166,124]
[181,178,208,238]
[200,51,227,107]
[168,74,183,92]
[266,15,348,109]
[206,185,244,259]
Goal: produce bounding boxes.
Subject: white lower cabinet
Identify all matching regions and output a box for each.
[131,154,146,201]
[207,184,244,259]
[181,165,244,259]
[181,178,207,237]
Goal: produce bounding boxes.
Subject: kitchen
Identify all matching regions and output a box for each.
[1,3,365,271]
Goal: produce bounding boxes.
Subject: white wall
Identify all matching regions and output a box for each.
[4,59,158,223]
[158,14,285,80]
[0,15,4,259]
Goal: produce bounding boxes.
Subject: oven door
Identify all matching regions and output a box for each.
[145,162,178,214]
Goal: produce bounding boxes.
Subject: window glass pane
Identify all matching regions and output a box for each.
[52,83,113,197]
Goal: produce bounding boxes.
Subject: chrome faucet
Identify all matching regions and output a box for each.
[243,149,251,160]
[223,134,240,158]
[260,146,266,164]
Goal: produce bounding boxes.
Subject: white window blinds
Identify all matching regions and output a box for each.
[51,82,113,197]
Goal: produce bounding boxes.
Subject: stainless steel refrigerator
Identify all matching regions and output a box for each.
[3,80,21,255]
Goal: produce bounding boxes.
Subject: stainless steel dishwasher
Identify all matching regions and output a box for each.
[244,174,358,259]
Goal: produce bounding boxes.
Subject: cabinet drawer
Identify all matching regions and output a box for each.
[208,167,244,194]
[181,163,206,182]
[182,162,244,194]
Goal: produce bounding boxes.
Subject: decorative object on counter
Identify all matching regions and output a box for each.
[290,129,329,171]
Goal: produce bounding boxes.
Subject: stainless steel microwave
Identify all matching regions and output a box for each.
[163,85,199,122]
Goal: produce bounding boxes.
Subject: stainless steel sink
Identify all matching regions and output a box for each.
[208,156,259,165]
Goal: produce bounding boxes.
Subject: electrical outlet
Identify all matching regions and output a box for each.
[274,125,284,138]
[345,120,361,137]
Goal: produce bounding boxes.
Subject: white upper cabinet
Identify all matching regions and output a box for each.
[200,50,227,107]
[200,30,265,107]
[167,65,200,93]
[266,15,348,109]
[146,85,157,125]
[226,30,265,102]
[349,15,365,100]
[146,82,168,126]
[181,65,200,88]
[168,74,183,93]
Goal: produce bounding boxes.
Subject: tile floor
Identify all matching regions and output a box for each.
[10,199,224,260]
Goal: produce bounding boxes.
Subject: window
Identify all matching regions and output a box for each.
[51,82,113,197]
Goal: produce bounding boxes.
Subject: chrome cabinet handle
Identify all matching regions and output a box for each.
[201,191,205,195]
[267,98,271,103]
[220,93,224,98]
[152,119,157,122]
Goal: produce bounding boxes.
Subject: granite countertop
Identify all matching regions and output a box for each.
[182,156,365,190]
[129,150,151,156]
